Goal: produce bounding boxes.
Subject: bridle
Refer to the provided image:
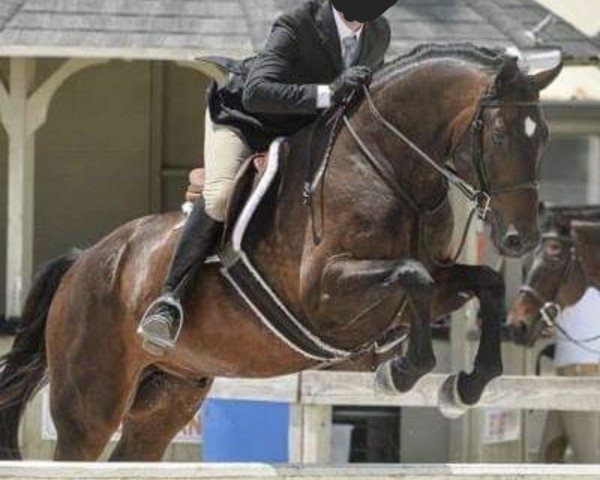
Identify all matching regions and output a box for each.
[339,84,540,261]
[352,85,539,219]
[518,234,600,352]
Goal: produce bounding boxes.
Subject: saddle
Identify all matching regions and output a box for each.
[178,108,407,363]
[184,151,270,243]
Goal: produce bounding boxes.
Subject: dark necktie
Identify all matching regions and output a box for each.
[342,35,359,69]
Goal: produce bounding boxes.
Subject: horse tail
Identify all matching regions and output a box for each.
[0,250,80,459]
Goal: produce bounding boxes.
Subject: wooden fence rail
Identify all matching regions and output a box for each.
[210,372,600,412]
[1,462,600,479]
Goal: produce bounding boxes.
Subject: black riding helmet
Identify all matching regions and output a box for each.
[330,0,398,22]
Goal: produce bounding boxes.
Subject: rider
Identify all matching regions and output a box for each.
[138,0,393,354]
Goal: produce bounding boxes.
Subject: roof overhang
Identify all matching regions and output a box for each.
[0,45,252,62]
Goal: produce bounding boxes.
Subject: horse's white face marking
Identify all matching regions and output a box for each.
[524,116,537,138]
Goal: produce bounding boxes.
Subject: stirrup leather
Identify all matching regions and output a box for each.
[137,294,185,350]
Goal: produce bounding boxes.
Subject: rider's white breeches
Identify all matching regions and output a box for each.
[203,109,252,222]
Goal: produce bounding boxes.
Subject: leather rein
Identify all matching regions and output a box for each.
[338,84,539,263]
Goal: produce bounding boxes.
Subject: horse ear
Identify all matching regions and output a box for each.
[494,56,520,93]
[528,62,563,91]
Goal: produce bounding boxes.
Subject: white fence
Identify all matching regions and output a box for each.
[1,462,600,479]
[210,371,600,411]
[207,371,600,463]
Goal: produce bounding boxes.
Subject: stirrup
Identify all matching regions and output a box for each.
[137,294,184,353]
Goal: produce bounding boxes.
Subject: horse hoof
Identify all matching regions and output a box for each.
[438,375,469,419]
[374,357,423,394]
[374,361,396,395]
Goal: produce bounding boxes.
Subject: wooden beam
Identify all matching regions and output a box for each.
[298,404,332,464]
[3,57,114,316]
[0,462,600,479]
[5,58,35,317]
[209,371,600,412]
[209,375,299,403]
[27,58,110,135]
[0,74,9,130]
[587,136,600,203]
[148,61,165,212]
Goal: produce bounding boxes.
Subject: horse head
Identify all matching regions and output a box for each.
[507,206,597,346]
[449,55,563,257]
[364,45,562,260]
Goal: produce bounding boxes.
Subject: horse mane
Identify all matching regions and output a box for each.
[373,42,510,87]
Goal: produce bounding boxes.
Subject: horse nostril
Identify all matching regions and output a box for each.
[503,232,523,251]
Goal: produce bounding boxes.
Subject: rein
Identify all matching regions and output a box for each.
[358,85,539,218]
[340,84,539,262]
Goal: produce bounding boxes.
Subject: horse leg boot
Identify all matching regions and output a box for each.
[138,198,222,355]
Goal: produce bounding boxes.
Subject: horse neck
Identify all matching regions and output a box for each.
[357,65,489,204]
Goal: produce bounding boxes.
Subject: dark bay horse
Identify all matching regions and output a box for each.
[0,44,560,460]
[508,205,600,346]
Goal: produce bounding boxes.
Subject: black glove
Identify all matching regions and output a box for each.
[330,66,373,105]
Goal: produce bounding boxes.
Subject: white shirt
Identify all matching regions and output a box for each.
[316,7,364,109]
[332,7,363,56]
[554,287,600,367]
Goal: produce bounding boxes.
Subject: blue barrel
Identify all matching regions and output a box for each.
[201,399,289,462]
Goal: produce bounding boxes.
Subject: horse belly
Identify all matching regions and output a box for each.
[171,267,317,378]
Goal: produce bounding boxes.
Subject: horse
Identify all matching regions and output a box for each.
[508,205,600,346]
[0,44,561,460]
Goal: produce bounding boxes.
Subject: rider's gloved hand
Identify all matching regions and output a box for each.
[330,66,373,105]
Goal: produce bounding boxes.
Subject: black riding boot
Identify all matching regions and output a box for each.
[138,198,221,355]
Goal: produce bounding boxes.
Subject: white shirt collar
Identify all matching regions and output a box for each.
[332,7,363,42]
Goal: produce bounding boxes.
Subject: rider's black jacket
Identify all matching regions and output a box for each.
[204,0,391,151]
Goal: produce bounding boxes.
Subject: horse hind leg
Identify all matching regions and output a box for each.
[109,370,212,461]
[48,310,142,461]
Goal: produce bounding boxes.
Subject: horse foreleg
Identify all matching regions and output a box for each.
[312,257,436,393]
[373,260,437,393]
[109,371,212,461]
[432,265,505,418]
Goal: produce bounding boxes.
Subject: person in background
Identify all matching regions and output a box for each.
[539,286,600,463]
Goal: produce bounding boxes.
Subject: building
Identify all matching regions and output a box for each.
[0,0,598,462]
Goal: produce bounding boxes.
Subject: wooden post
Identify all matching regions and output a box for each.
[288,373,332,464]
[2,57,110,317]
[300,404,332,463]
[5,58,35,318]
[588,136,600,203]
